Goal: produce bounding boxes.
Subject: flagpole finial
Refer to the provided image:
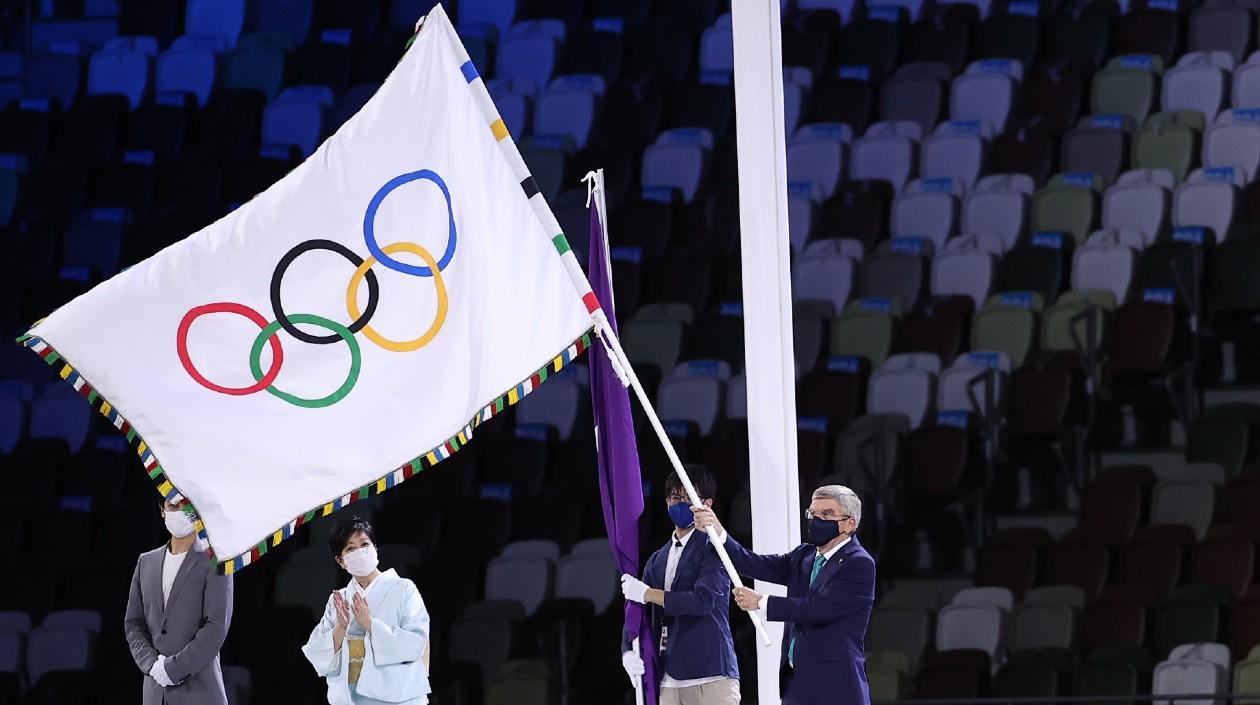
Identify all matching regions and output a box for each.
[581,170,600,207]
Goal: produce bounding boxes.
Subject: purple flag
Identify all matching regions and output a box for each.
[587,199,658,705]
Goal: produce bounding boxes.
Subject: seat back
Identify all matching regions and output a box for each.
[485,557,552,616]
[868,365,937,428]
[1163,64,1228,125]
[1093,66,1159,125]
[937,603,1005,659]
[852,132,918,194]
[1063,128,1129,186]
[971,305,1038,368]
[923,124,988,188]
[951,72,1016,133]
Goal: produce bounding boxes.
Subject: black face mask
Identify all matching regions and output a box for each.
[807,517,846,546]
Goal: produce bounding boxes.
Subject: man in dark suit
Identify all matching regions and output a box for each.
[620,466,740,705]
[125,498,233,705]
[693,484,875,705]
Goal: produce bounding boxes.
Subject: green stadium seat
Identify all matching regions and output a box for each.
[830,298,903,369]
[1134,112,1203,183]
[972,292,1044,369]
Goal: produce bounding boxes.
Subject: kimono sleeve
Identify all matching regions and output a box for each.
[301,592,343,677]
[369,580,429,667]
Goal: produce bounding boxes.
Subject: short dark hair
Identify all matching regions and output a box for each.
[666,464,716,502]
[328,517,375,557]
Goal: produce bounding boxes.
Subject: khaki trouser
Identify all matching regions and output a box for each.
[659,678,741,705]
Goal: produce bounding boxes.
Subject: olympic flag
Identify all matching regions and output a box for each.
[18,6,599,571]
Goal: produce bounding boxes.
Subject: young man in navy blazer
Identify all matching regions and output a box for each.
[620,465,740,705]
[693,484,875,705]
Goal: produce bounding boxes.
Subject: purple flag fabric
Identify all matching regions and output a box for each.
[587,200,658,705]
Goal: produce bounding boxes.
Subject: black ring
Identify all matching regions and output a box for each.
[270,239,379,345]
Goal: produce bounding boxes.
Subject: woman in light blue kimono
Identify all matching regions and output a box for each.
[302,517,431,705]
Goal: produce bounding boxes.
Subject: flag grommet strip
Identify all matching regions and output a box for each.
[454,48,603,318]
[17,330,594,574]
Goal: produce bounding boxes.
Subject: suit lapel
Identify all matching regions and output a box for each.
[145,548,166,622]
[807,538,860,595]
[162,549,202,625]
[677,531,702,570]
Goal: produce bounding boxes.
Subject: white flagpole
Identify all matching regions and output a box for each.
[584,171,774,647]
[632,637,646,705]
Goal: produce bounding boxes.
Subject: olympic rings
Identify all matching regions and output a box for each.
[249,314,361,409]
[178,170,458,408]
[178,303,284,395]
[363,170,457,277]
[346,242,449,353]
[271,240,380,345]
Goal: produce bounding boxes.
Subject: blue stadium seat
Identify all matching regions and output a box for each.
[458,0,517,41]
[156,46,217,107]
[0,385,26,454]
[508,19,566,43]
[88,43,150,109]
[0,52,22,108]
[30,384,92,454]
[24,51,81,108]
[288,39,353,95]
[487,81,530,140]
[85,0,119,16]
[700,14,732,76]
[120,0,180,45]
[186,0,245,49]
[495,33,558,96]
[389,0,441,31]
[533,83,598,150]
[262,86,331,157]
[0,155,26,228]
[62,207,132,279]
[170,34,230,54]
[254,0,314,48]
[330,83,377,132]
[641,128,713,204]
[223,42,286,99]
[101,36,159,57]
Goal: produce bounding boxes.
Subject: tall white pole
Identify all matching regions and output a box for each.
[731,2,801,704]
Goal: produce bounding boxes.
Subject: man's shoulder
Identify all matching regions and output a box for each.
[138,545,167,563]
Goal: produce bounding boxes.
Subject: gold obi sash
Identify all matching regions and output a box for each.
[348,638,366,684]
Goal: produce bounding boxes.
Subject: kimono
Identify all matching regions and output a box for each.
[302,569,431,705]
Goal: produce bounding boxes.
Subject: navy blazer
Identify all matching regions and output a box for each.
[624,531,740,682]
[724,534,875,705]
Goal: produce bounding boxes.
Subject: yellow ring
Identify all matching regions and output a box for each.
[346,242,448,352]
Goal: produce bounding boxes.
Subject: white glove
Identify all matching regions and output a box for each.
[621,574,649,604]
[622,650,646,680]
[149,655,175,687]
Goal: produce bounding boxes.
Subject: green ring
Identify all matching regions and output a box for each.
[249,313,361,408]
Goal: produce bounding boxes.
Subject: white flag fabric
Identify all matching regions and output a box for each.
[20,6,598,571]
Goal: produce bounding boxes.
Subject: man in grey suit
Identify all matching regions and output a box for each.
[125,498,233,705]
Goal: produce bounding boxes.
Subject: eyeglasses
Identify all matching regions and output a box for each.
[805,510,853,521]
[666,494,689,505]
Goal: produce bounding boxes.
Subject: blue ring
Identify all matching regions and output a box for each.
[363,170,457,277]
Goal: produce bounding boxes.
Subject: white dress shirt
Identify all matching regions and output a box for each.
[161,547,188,605]
[660,528,725,689]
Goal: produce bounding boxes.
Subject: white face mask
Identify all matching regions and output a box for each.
[164,509,196,539]
[341,545,378,577]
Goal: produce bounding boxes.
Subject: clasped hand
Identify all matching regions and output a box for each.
[333,591,373,632]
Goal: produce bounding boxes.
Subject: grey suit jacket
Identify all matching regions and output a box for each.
[124,544,233,705]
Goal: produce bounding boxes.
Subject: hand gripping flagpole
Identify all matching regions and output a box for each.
[583,171,773,648]
[592,309,774,647]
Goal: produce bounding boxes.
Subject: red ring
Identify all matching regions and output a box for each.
[177,303,284,395]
